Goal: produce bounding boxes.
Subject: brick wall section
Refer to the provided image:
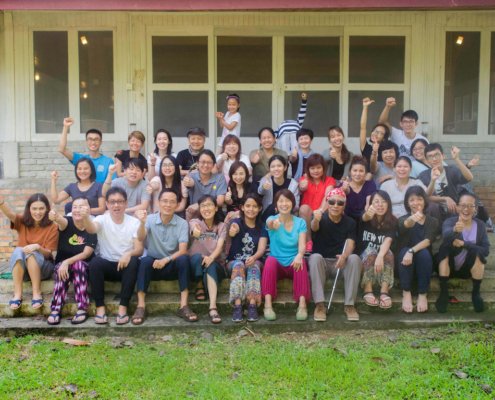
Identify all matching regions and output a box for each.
[18,140,127,180]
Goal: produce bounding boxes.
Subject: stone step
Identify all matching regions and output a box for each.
[1,309,494,337]
[0,289,493,319]
[1,267,494,296]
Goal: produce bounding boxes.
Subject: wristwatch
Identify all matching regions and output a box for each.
[407,248,415,254]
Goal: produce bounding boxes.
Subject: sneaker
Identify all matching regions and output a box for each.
[305,240,313,253]
[344,305,359,321]
[313,302,327,322]
[296,306,308,321]
[232,305,244,323]
[263,307,277,321]
[247,304,259,322]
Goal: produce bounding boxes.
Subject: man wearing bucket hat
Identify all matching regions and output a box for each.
[308,188,362,322]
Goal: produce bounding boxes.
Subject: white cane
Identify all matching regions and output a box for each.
[327,240,348,312]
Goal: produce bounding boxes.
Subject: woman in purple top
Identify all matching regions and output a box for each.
[435,193,490,314]
[343,156,377,223]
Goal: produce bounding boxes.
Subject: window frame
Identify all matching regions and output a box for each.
[28,27,118,140]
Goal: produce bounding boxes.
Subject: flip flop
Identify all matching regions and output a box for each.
[363,292,379,307]
[31,298,43,309]
[116,314,130,325]
[71,310,88,325]
[47,312,61,325]
[9,298,22,310]
[379,293,393,309]
[94,314,108,325]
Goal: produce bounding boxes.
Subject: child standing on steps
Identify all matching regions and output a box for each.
[216,93,241,152]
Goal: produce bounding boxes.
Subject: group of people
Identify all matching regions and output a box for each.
[2,94,491,326]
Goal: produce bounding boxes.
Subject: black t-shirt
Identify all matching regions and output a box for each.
[361,141,384,166]
[357,220,396,255]
[227,218,268,262]
[312,213,357,258]
[55,217,97,264]
[331,161,345,180]
[114,150,147,172]
[176,149,200,172]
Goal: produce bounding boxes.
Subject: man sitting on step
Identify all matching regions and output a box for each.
[308,188,362,322]
[133,188,198,325]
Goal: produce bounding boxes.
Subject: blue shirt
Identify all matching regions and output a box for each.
[145,213,189,259]
[266,215,306,266]
[72,152,114,184]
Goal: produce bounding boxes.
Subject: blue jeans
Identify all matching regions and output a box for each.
[136,255,190,293]
[398,248,432,294]
[189,253,226,293]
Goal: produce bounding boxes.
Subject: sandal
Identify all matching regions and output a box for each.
[176,305,198,322]
[379,293,392,309]
[131,307,146,325]
[363,292,379,307]
[116,314,130,325]
[195,287,206,301]
[208,308,222,324]
[47,312,61,326]
[71,310,88,325]
[31,298,43,309]
[9,298,22,310]
[94,314,108,325]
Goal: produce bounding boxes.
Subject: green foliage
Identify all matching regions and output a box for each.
[0,325,494,399]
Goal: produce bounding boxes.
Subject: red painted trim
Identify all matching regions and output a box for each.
[1,0,494,11]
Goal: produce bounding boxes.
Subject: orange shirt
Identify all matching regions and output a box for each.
[300,176,336,210]
[12,215,59,257]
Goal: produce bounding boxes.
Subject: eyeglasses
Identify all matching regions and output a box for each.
[199,202,216,209]
[86,137,101,142]
[457,204,476,210]
[426,152,442,160]
[108,200,126,205]
[328,200,345,206]
[401,119,416,125]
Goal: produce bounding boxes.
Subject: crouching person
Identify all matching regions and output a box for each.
[82,187,143,325]
[47,197,97,325]
[309,188,362,322]
[134,189,197,325]
[435,193,490,313]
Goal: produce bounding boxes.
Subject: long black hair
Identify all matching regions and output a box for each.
[159,155,182,202]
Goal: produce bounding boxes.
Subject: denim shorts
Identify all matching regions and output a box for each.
[9,247,54,281]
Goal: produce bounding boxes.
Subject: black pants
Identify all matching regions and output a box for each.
[88,256,139,308]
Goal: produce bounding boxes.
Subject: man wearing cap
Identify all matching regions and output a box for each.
[308,188,362,322]
[176,127,207,177]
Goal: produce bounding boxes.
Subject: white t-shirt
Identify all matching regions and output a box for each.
[216,153,252,183]
[219,112,241,145]
[94,213,140,262]
[391,127,428,159]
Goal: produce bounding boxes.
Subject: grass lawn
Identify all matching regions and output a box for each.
[0,324,494,399]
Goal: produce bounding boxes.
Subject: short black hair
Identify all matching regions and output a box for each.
[187,127,206,137]
[380,141,399,159]
[124,157,147,172]
[85,128,102,139]
[401,110,419,122]
[74,157,96,183]
[106,186,127,202]
[296,128,314,141]
[159,188,179,202]
[404,185,428,214]
[424,143,444,156]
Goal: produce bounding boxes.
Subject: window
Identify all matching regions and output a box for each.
[284,37,339,84]
[33,30,115,134]
[443,32,480,135]
[79,31,114,134]
[349,36,405,84]
[33,32,69,134]
[217,37,272,83]
[154,91,208,137]
[152,36,208,83]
